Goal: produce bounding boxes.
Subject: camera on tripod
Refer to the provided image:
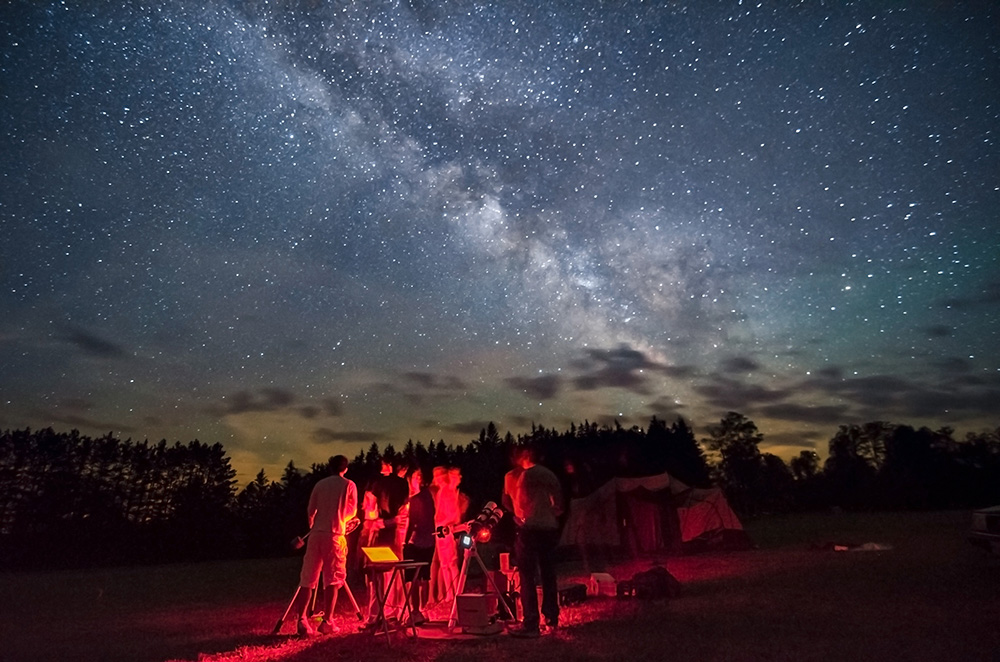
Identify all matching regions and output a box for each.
[435,501,504,550]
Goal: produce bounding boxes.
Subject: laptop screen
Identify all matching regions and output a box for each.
[361,546,399,562]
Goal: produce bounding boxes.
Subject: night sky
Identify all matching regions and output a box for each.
[2,1,998,484]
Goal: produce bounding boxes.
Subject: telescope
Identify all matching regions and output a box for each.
[436,501,504,549]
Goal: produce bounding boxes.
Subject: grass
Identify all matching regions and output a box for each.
[2,510,998,662]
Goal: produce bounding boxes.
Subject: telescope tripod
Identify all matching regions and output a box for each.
[446,542,517,631]
[272,578,363,635]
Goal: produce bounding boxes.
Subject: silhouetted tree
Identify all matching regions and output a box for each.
[702,412,765,515]
[790,450,820,481]
[823,424,880,509]
[660,416,712,487]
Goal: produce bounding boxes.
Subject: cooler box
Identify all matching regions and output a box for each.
[456,593,498,628]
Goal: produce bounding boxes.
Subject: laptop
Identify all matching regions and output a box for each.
[361,546,399,563]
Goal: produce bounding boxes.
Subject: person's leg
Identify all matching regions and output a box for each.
[295,536,325,635]
[436,535,459,602]
[538,529,560,627]
[429,542,443,604]
[379,524,405,620]
[515,528,540,631]
[317,585,339,634]
[319,535,348,633]
[416,545,433,614]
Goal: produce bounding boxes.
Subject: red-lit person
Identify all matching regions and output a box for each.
[430,465,468,603]
[361,457,410,626]
[293,454,358,636]
[510,444,564,638]
[502,445,526,514]
[403,466,435,622]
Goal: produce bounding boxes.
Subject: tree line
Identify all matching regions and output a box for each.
[2,414,998,570]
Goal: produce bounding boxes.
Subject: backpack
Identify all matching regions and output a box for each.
[628,565,681,600]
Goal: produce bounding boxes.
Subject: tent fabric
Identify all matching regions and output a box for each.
[676,487,744,543]
[559,472,747,553]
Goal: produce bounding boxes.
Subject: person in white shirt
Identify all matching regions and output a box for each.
[293,455,357,636]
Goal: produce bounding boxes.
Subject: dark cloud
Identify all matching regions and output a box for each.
[800,374,912,410]
[932,357,973,374]
[663,364,699,379]
[924,324,952,338]
[506,415,538,430]
[62,326,128,359]
[798,371,1000,421]
[395,372,468,406]
[57,397,94,411]
[32,398,137,434]
[938,281,1000,310]
[442,420,497,438]
[505,374,562,400]
[571,345,660,394]
[642,396,688,422]
[322,398,344,416]
[45,411,136,435]
[214,388,297,415]
[719,356,760,373]
[814,366,844,380]
[695,376,792,411]
[764,430,823,450]
[897,377,1000,420]
[759,402,851,425]
[312,428,389,445]
[260,388,294,408]
[402,372,466,391]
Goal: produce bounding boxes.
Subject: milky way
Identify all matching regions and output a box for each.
[2,1,998,482]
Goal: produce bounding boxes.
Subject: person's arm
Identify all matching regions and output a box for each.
[307,486,319,529]
[405,496,419,542]
[548,471,565,517]
[502,472,515,512]
[344,481,358,525]
[363,490,378,521]
[512,472,527,525]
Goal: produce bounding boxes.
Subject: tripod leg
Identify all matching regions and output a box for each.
[477,553,517,621]
[446,548,473,630]
[341,582,364,621]
[272,586,302,635]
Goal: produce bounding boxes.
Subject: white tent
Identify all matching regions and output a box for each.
[559,472,750,554]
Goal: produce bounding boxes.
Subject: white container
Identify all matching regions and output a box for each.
[588,572,617,597]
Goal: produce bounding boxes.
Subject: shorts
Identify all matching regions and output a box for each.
[299,532,348,589]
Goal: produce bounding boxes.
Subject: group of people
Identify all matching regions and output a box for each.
[288,444,564,639]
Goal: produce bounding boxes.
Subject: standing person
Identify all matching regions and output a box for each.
[510,444,564,638]
[429,465,467,604]
[290,455,358,636]
[361,457,409,626]
[361,458,410,554]
[502,445,526,514]
[495,444,526,554]
[403,466,435,623]
[393,460,411,561]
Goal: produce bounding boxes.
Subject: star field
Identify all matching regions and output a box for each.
[2,1,998,482]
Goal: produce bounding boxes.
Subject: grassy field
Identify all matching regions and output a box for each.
[2,510,998,662]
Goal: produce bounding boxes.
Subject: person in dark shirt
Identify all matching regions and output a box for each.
[361,458,410,625]
[363,459,410,551]
[509,444,564,638]
[403,466,435,622]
